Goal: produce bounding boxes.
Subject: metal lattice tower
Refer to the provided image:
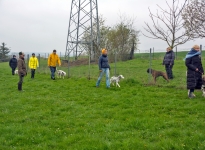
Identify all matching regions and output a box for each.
[65,0,100,60]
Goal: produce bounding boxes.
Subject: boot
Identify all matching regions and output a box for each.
[18,83,22,91]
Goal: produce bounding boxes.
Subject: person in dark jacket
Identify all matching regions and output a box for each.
[163,47,175,79]
[185,45,204,98]
[96,48,110,88]
[9,55,17,75]
[17,52,27,91]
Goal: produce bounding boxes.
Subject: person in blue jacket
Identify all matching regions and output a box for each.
[9,55,17,75]
[96,48,110,88]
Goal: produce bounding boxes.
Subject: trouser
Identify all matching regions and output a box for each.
[18,75,24,91]
[165,65,173,79]
[50,66,56,79]
[31,69,36,78]
[96,68,110,88]
[12,67,16,75]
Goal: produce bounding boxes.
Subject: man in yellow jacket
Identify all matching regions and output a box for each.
[29,53,39,78]
[48,49,61,80]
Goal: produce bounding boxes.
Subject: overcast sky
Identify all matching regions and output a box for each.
[0,0,204,54]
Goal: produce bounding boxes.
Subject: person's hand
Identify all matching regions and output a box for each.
[196,68,199,72]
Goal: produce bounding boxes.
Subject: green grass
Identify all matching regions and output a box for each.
[1,54,205,149]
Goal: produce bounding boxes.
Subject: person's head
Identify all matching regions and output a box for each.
[193,45,200,51]
[13,55,16,58]
[53,49,57,55]
[19,52,25,59]
[32,53,35,57]
[166,46,172,52]
[102,48,107,55]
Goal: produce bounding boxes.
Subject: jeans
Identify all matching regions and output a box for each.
[165,65,173,79]
[11,67,16,75]
[50,66,56,79]
[31,69,36,78]
[96,68,110,87]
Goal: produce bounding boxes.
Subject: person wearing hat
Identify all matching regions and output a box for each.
[29,53,39,78]
[48,49,61,80]
[9,55,17,75]
[96,48,110,88]
[17,52,27,91]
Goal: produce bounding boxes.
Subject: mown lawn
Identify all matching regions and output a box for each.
[0,55,205,150]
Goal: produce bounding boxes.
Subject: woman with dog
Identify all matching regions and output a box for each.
[163,46,175,79]
[185,45,204,98]
[96,48,110,88]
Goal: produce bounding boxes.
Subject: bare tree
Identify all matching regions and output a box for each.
[182,0,205,38]
[143,0,191,48]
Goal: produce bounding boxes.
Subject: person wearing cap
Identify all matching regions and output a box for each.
[29,53,39,78]
[96,48,110,88]
[48,49,61,80]
[9,55,17,75]
[17,52,27,91]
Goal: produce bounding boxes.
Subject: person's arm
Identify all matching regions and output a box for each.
[9,59,11,67]
[17,60,24,75]
[29,58,31,69]
[185,57,197,71]
[98,57,102,71]
[36,57,39,68]
[170,51,175,65]
[58,56,61,66]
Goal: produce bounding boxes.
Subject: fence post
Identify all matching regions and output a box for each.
[114,50,117,76]
[200,45,202,58]
[38,54,40,67]
[153,47,154,59]
[175,46,177,60]
[148,48,152,83]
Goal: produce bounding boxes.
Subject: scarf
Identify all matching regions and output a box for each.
[184,48,201,60]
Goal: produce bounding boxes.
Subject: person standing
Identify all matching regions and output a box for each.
[185,45,204,98]
[163,46,175,79]
[96,48,110,88]
[29,53,39,78]
[48,49,61,80]
[9,55,17,75]
[17,52,27,91]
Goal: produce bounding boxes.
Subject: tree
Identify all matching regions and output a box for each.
[182,0,205,38]
[106,15,140,61]
[143,0,191,48]
[0,42,10,59]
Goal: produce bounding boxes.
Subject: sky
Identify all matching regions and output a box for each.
[0,0,204,54]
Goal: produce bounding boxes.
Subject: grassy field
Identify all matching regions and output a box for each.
[1,53,205,149]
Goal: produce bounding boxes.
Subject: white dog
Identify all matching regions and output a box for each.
[14,70,18,75]
[110,75,124,87]
[57,70,66,79]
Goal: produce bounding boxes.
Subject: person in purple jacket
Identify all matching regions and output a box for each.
[96,48,110,88]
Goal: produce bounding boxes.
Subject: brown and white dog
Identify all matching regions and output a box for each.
[147,68,169,83]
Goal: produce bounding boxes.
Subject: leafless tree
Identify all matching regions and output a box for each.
[182,0,205,38]
[143,0,191,48]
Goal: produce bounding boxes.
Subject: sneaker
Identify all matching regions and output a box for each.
[188,90,195,98]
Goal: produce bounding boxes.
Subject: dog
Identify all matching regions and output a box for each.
[110,75,124,87]
[14,70,18,75]
[57,70,66,79]
[147,68,169,83]
[201,76,205,97]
